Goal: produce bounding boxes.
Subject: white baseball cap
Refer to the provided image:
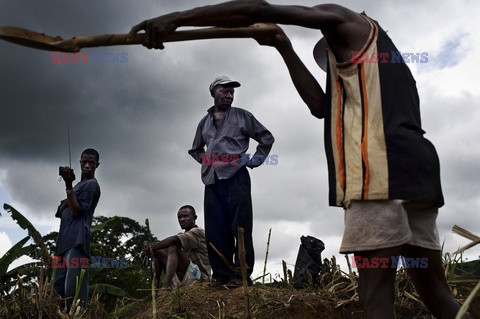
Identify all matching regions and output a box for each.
[209,76,241,92]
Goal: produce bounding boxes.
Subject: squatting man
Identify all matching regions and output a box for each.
[141,205,211,289]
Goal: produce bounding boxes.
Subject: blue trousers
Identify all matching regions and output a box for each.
[54,247,89,308]
[204,166,254,283]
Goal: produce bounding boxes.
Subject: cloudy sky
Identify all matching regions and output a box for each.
[1,0,479,279]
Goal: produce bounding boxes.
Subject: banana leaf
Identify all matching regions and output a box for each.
[3,204,51,265]
[91,216,122,233]
[4,261,43,277]
[0,236,30,275]
[1,261,44,293]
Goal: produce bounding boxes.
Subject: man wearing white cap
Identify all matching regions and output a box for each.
[188,76,274,287]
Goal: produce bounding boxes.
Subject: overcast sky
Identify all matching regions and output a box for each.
[1,0,479,279]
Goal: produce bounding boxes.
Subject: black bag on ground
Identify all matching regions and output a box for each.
[292,235,325,288]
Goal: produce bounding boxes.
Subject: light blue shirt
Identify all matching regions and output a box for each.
[189,106,274,185]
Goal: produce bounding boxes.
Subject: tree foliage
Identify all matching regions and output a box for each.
[3,204,50,265]
[1,206,157,312]
[87,215,155,310]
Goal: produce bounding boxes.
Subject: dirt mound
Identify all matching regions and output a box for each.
[117,283,362,319]
[118,281,461,319]
[113,257,480,319]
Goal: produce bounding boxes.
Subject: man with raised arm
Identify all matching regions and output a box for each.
[130,2,468,318]
[55,148,101,308]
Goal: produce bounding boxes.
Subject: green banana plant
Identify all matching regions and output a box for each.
[3,204,50,265]
[0,236,30,276]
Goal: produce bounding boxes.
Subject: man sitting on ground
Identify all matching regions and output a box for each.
[141,205,211,289]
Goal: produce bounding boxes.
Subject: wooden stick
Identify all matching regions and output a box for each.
[262,228,272,284]
[238,227,248,294]
[209,242,238,274]
[145,219,156,319]
[452,224,480,255]
[454,239,480,255]
[282,260,288,284]
[0,23,278,53]
[237,227,252,319]
[455,280,480,319]
[452,225,480,241]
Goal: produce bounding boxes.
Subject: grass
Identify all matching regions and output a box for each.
[2,222,480,318]
[1,253,479,318]
[110,254,479,319]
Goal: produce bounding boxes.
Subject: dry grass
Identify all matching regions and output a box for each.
[1,253,479,319]
[0,266,107,319]
[2,225,480,318]
[112,255,479,319]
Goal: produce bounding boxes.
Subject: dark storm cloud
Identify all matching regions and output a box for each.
[0,1,305,231]
[0,1,207,215]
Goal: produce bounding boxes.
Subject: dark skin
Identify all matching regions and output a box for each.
[130,1,468,317]
[355,246,464,319]
[57,153,99,218]
[129,0,370,118]
[211,85,234,128]
[141,208,197,288]
[210,84,258,169]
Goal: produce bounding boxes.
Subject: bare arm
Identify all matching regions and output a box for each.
[59,166,80,217]
[130,1,369,115]
[55,199,68,218]
[188,120,206,164]
[143,235,181,257]
[130,1,352,50]
[65,190,80,217]
[256,27,324,118]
